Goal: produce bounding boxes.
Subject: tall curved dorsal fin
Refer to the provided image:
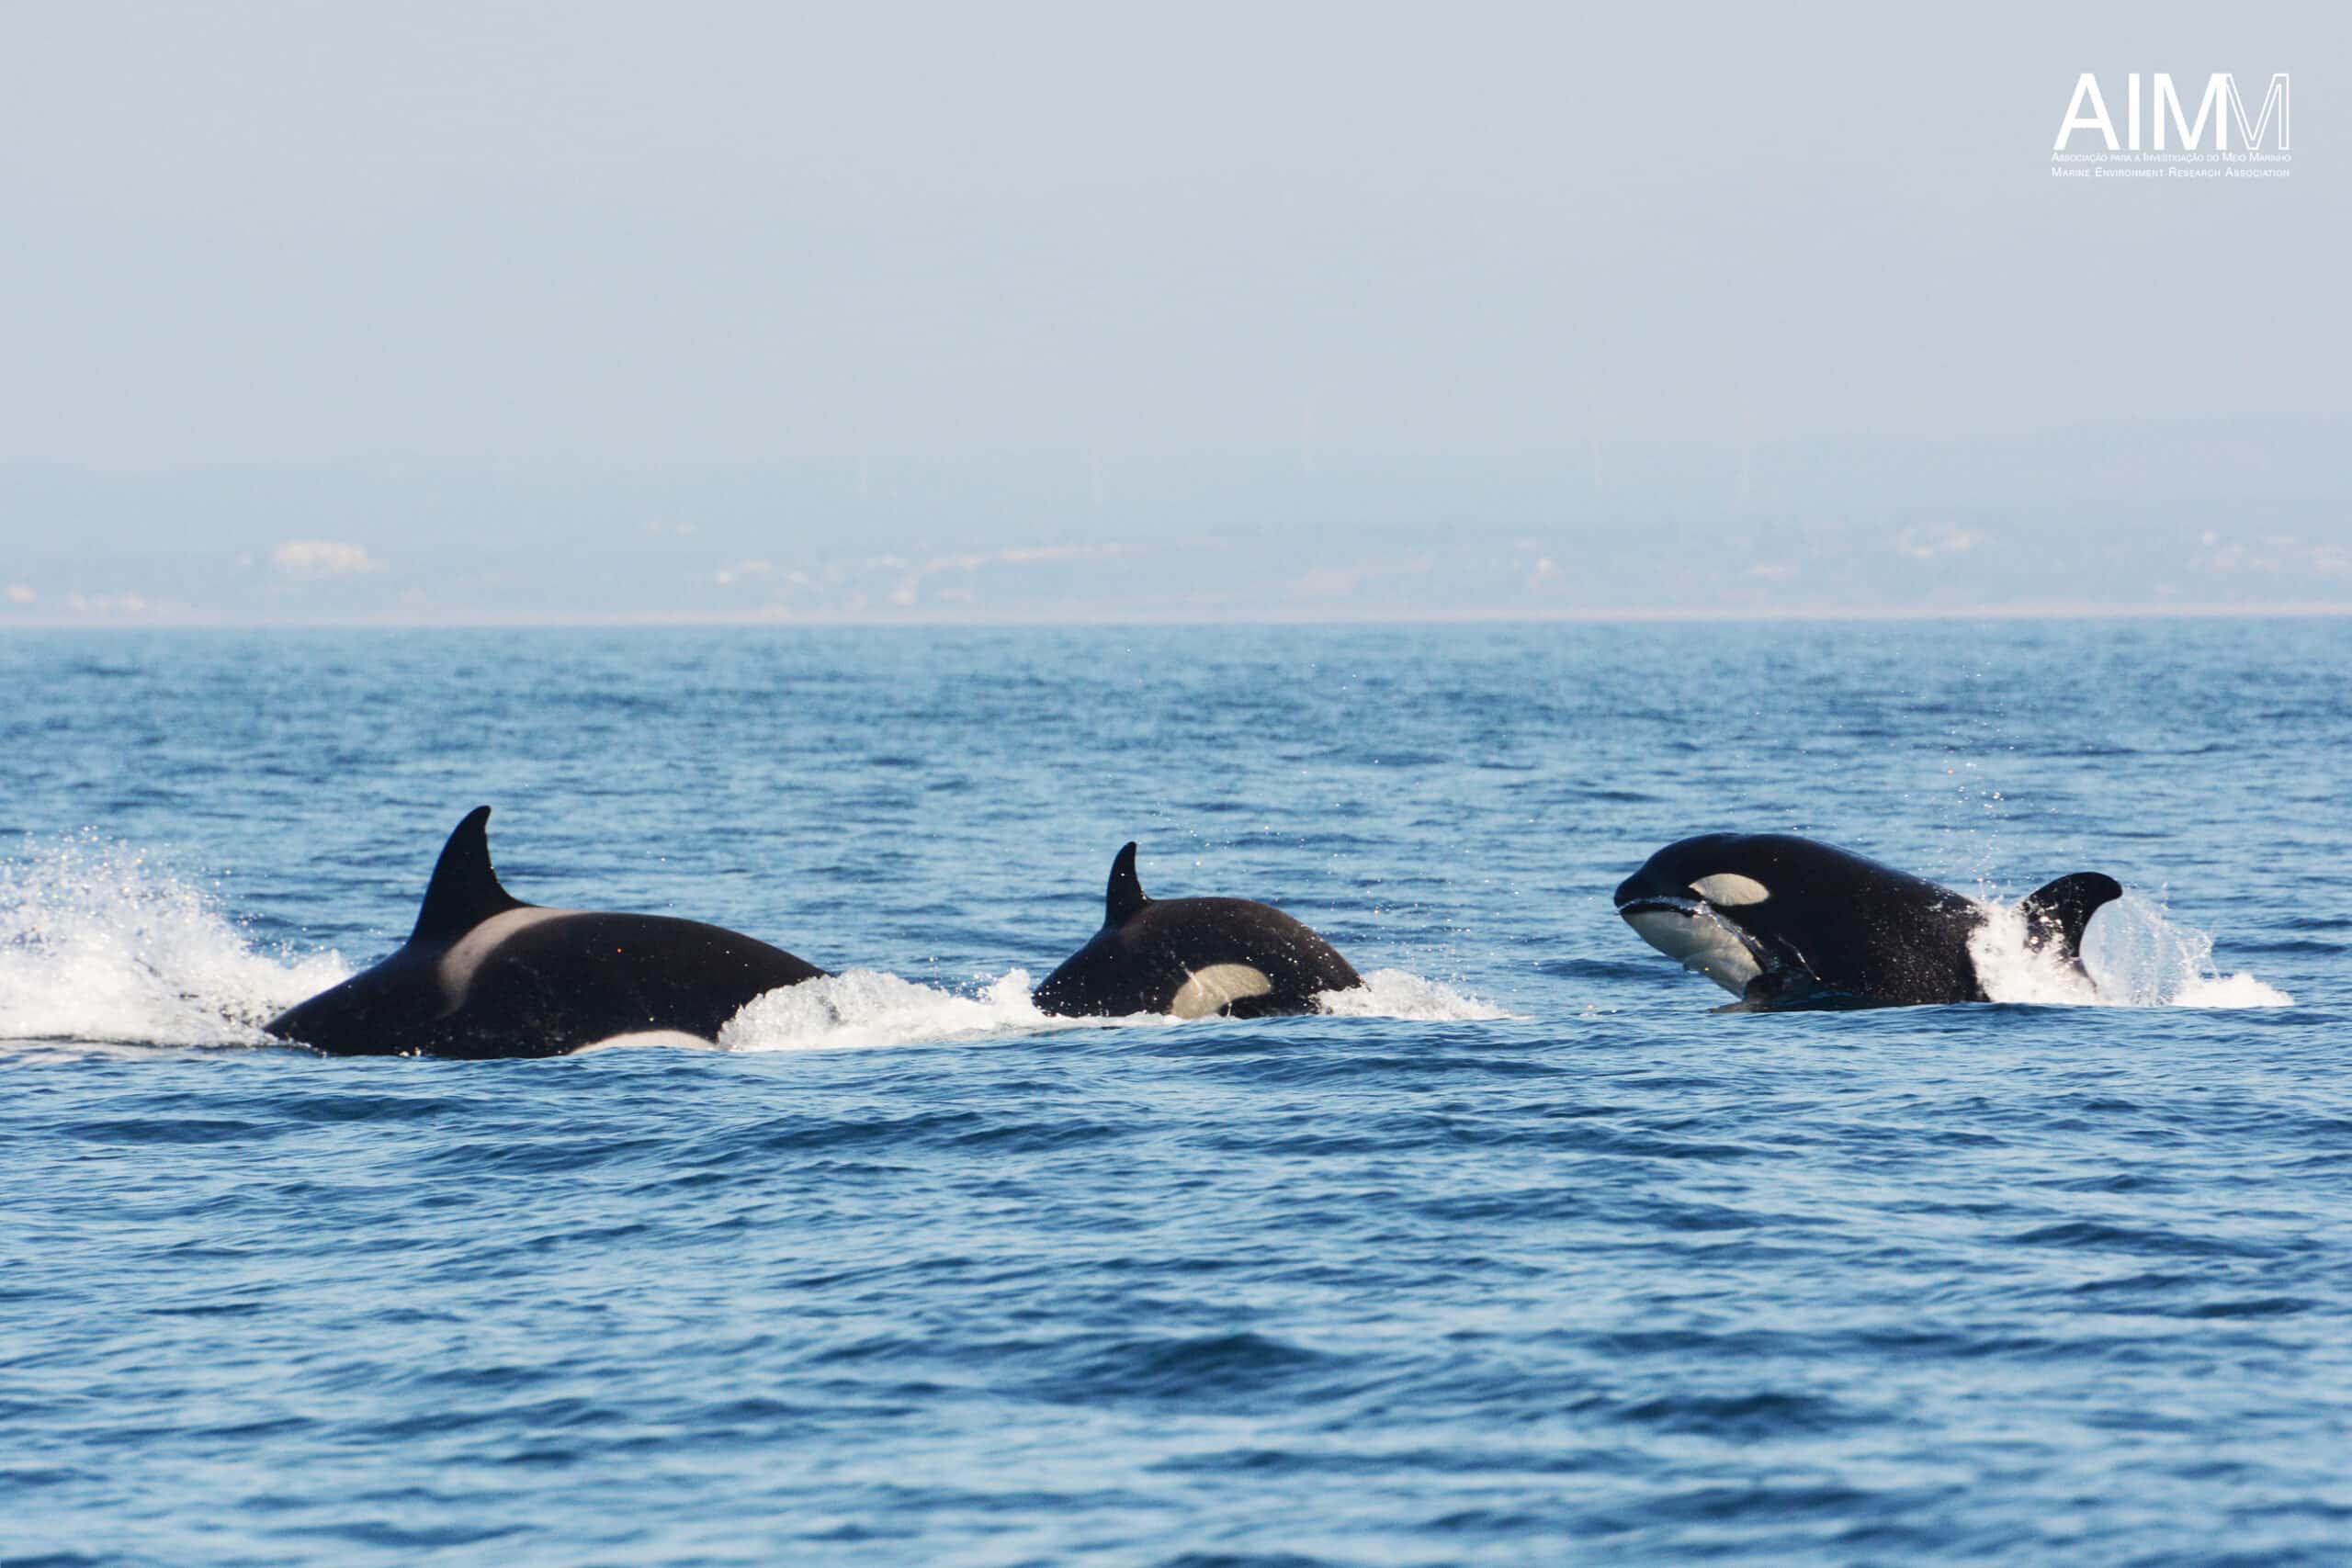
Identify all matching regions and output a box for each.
[2018,872,2123,964]
[410,806,528,944]
[1105,841,1149,926]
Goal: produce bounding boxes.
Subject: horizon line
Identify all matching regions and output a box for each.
[6,600,2352,632]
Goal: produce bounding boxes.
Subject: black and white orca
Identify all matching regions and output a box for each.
[1030,842,1362,1019]
[1613,832,2120,1010]
[264,807,824,1057]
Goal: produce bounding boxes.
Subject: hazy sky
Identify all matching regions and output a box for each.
[0,1,2344,621]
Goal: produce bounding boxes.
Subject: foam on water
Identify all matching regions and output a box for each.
[0,835,351,1047]
[718,964,1510,1052]
[1971,890,2290,1009]
[1317,967,1511,1021]
[718,967,1108,1053]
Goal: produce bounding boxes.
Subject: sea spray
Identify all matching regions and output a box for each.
[718,967,1083,1053]
[0,835,348,1046]
[1317,968,1511,1021]
[1971,888,2290,1009]
[718,964,1510,1052]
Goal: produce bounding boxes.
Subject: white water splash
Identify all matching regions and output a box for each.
[1970,890,2290,1009]
[718,967,1126,1053]
[0,837,350,1046]
[718,964,1511,1052]
[1318,968,1511,1021]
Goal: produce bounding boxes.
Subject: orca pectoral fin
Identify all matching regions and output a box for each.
[410,806,530,943]
[1714,970,1886,1013]
[2018,873,2123,964]
[1712,970,1816,1012]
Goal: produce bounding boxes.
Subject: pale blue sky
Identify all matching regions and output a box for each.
[1,1,2344,622]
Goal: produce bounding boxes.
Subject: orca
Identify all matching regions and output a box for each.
[264,807,824,1057]
[1031,842,1362,1019]
[1613,832,2120,1010]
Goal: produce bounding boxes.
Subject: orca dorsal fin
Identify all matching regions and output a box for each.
[1105,841,1150,926]
[409,807,528,945]
[2018,872,2122,964]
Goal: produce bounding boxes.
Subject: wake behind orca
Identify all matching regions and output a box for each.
[1032,842,1363,1018]
[1614,832,2120,1010]
[264,807,825,1057]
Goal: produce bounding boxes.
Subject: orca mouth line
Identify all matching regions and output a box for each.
[1615,895,1702,920]
[1615,893,1778,995]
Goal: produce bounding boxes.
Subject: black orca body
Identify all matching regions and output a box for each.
[264,807,824,1058]
[1613,832,2120,1011]
[1031,842,1363,1019]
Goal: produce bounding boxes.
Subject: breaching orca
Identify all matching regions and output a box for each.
[1030,842,1362,1019]
[1613,832,2120,1010]
[264,807,824,1057]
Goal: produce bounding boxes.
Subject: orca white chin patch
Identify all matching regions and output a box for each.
[1690,873,1770,908]
[1170,964,1274,1019]
[1624,908,1761,996]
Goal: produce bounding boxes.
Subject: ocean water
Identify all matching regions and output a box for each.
[1,618,2346,1567]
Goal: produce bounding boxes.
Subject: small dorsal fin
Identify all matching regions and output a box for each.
[1105,841,1149,926]
[2018,872,2122,964]
[409,807,528,944]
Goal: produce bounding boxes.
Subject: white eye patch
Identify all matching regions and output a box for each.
[1690,873,1770,907]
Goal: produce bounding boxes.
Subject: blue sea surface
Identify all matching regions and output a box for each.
[2,619,2346,1566]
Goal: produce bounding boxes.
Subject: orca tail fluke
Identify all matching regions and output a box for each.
[410,806,529,944]
[2018,872,2123,965]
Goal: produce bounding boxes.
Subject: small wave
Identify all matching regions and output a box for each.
[0,835,348,1047]
[717,968,1153,1053]
[1613,1389,1858,1439]
[1317,968,1511,1021]
[1027,1330,1348,1410]
[1970,890,2290,1010]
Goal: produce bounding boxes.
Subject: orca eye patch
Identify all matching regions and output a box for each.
[1690,873,1770,907]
